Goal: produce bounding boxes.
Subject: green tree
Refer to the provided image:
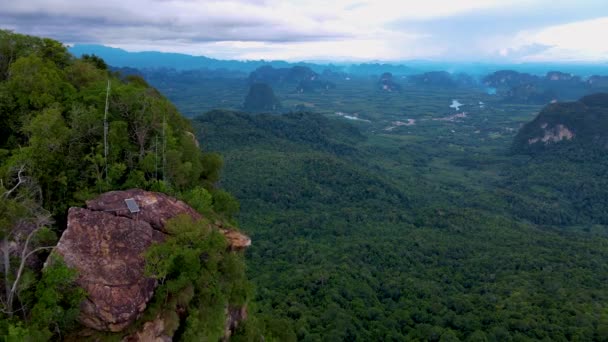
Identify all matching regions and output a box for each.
[201,152,223,185]
[212,190,240,218]
[7,55,70,111]
[182,186,213,215]
[144,215,257,340]
[21,106,70,209]
[81,54,108,71]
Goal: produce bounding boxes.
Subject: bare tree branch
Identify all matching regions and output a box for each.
[23,246,54,263]
[0,164,55,316]
[5,224,53,315]
[2,239,10,312]
[2,165,26,199]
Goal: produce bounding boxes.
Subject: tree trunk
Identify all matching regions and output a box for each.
[2,238,12,315]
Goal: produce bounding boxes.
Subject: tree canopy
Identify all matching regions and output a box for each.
[0,30,248,340]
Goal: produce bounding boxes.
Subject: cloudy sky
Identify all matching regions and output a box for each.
[2,0,608,62]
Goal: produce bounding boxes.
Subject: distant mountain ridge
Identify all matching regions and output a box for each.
[70,44,418,75]
[69,44,608,76]
[484,70,608,104]
[69,44,319,72]
[248,65,318,84]
[247,65,337,94]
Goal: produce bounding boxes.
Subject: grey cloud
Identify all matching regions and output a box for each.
[387,0,608,60]
[3,0,606,61]
[0,0,351,45]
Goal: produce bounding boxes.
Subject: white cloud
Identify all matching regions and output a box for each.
[340,0,519,23]
[506,17,608,61]
[1,0,607,62]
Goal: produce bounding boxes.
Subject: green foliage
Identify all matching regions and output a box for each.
[193,100,608,340]
[143,215,258,340]
[507,94,608,225]
[0,189,27,238]
[108,120,129,162]
[212,189,240,218]
[0,30,224,219]
[0,30,241,340]
[21,105,70,208]
[6,28,608,341]
[81,54,108,70]
[195,110,364,156]
[125,74,149,88]
[0,30,71,83]
[181,186,213,215]
[200,152,223,185]
[0,256,84,341]
[7,55,71,111]
[65,59,106,90]
[28,256,86,334]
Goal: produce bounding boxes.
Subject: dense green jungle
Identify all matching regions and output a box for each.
[2,28,608,341]
[150,69,608,340]
[0,30,266,341]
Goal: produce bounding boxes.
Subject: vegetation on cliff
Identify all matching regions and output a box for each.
[512,93,608,154]
[0,30,251,340]
[4,27,608,341]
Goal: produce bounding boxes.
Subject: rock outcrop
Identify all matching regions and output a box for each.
[243,83,281,112]
[54,189,251,333]
[215,219,252,251]
[527,124,574,144]
[56,208,165,332]
[223,305,248,341]
[123,315,171,342]
[512,93,608,154]
[378,72,401,92]
[86,189,202,232]
[221,229,252,251]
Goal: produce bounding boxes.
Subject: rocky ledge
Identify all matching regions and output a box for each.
[53,189,251,332]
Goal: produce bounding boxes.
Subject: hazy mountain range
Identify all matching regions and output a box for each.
[70,44,608,76]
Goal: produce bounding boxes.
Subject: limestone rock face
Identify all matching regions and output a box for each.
[378,72,401,92]
[56,208,165,332]
[56,189,252,333]
[243,83,281,112]
[86,189,202,232]
[215,220,252,251]
[122,315,171,342]
[223,305,248,341]
[512,93,608,154]
[221,229,252,251]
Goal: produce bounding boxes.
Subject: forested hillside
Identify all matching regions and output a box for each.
[4,28,608,342]
[0,30,260,340]
[195,109,608,341]
[501,93,608,226]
